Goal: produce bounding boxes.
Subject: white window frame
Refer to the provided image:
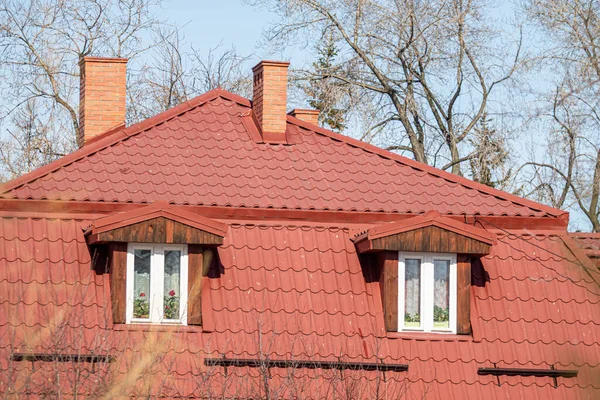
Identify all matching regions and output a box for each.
[398,252,457,333]
[126,243,188,325]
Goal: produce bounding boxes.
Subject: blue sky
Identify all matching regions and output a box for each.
[158,1,518,63]
[159,1,278,62]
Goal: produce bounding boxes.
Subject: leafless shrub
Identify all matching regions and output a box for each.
[1,280,414,399]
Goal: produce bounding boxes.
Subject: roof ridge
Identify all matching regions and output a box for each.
[286,115,567,218]
[0,89,250,194]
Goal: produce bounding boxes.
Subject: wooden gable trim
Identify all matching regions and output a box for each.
[368,211,496,244]
[366,225,491,254]
[355,212,494,255]
[85,202,227,246]
[88,201,227,237]
[87,216,224,245]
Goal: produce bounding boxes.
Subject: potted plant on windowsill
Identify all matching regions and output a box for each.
[134,292,150,319]
[164,290,179,319]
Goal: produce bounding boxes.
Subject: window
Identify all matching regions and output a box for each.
[398,252,457,333]
[126,243,188,324]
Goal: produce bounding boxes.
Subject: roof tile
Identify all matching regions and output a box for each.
[1,217,599,397]
[0,93,564,218]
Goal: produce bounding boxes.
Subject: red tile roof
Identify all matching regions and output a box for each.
[0,89,597,398]
[1,216,599,397]
[570,234,600,270]
[0,90,565,218]
[571,233,600,252]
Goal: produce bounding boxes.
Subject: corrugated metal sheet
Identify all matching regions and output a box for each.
[0,95,557,218]
[1,217,598,398]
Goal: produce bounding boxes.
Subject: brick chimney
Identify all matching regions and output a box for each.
[78,57,128,147]
[289,109,320,126]
[252,60,290,144]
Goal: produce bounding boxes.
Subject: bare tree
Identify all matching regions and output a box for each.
[127,28,252,121]
[0,0,163,181]
[0,1,253,182]
[0,99,65,180]
[518,0,600,231]
[188,43,252,97]
[252,0,521,175]
[127,24,190,122]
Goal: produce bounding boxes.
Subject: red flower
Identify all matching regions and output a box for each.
[139,293,146,297]
[169,290,176,296]
[165,306,170,309]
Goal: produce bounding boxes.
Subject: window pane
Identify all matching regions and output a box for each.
[434,260,450,329]
[133,249,151,319]
[404,259,421,327]
[164,250,181,320]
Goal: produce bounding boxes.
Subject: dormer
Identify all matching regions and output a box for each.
[85,202,227,326]
[354,211,495,335]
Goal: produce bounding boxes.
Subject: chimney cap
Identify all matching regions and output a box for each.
[289,108,320,126]
[252,60,290,72]
[79,56,128,66]
[289,109,320,116]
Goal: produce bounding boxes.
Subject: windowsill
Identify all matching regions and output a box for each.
[113,324,202,333]
[387,331,474,342]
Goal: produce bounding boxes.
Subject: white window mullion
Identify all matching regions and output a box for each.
[151,246,165,323]
[422,255,433,332]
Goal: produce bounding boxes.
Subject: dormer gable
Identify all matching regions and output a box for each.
[84,201,227,246]
[353,210,496,255]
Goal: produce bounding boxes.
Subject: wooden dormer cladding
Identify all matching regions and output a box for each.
[85,202,227,326]
[85,201,227,246]
[354,211,495,255]
[354,211,496,334]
